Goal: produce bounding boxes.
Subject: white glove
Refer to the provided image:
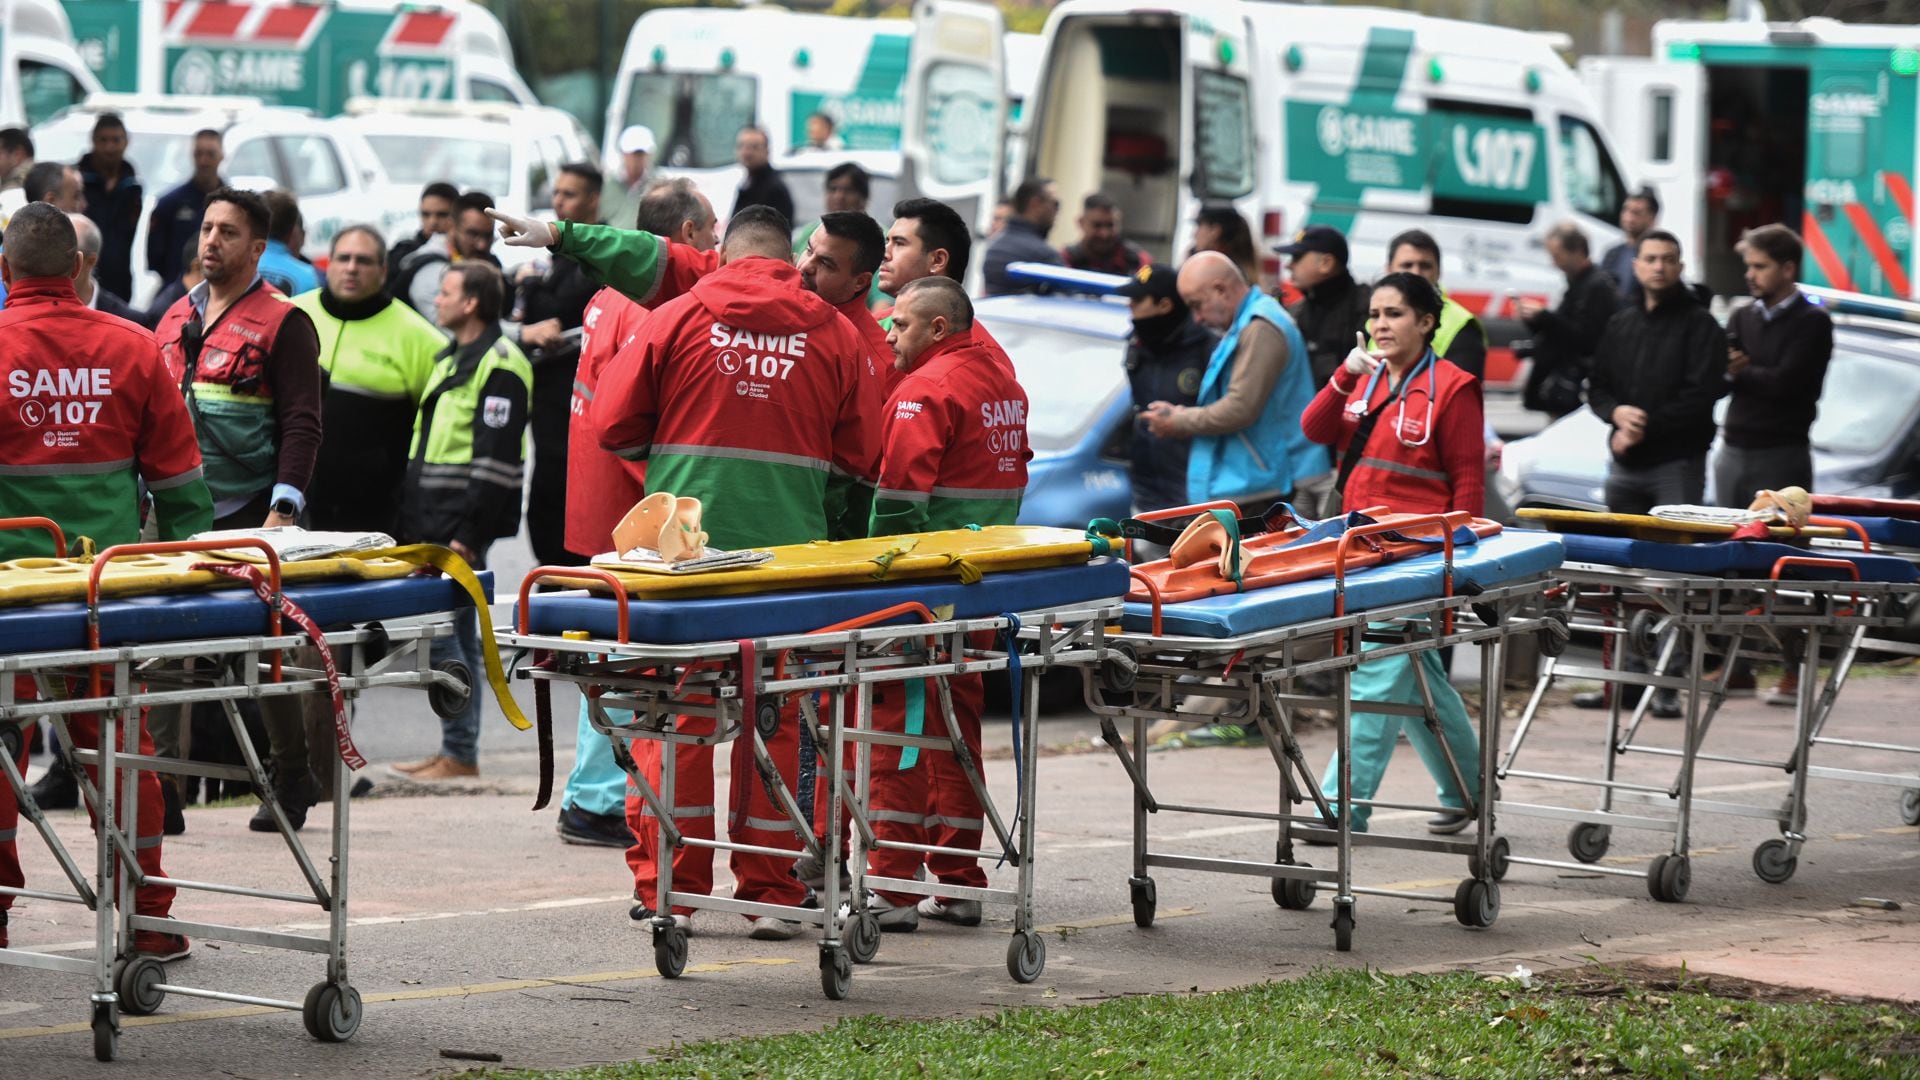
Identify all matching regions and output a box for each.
[486,207,557,249]
[1342,331,1383,377]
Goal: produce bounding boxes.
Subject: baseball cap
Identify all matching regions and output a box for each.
[1273,225,1348,262]
[1114,262,1180,302]
[617,125,656,156]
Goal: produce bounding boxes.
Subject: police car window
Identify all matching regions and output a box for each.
[19,61,84,128]
[988,320,1129,452]
[1557,115,1625,222]
[274,135,346,197]
[1193,70,1254,200]
[1811,348,1920,456]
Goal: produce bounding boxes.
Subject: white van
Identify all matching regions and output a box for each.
[1583,17,1920,300]
[1,0,100,127]
[1022,0,1634,388]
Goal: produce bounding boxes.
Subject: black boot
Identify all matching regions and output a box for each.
[162,778,186,836]
[27,756,79,810]
[249,768,326,833]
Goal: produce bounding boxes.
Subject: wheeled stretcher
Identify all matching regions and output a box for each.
[498,527,1125,1000]
[0,520,514,1061]
[1498,515,1917,900]
[1083,504,1566,951]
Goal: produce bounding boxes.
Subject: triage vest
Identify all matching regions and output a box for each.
[156,280,300,504]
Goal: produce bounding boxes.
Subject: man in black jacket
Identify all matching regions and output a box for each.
[730,126,792,222]
[982,176,1064,295]
[76,112,141,301]
[1519,222,1618,418]
[1116,263,1215,516]
[1278,225,1370,388]
[1718,224,1832,506]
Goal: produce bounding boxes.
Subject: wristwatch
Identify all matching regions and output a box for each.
[270,497,299,518]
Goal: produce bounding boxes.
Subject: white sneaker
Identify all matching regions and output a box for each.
[871,895,919,933]
[917,897,982,927]
[747,916,803,941]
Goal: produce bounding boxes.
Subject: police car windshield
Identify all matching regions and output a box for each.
[986,321,1127,452]
[1811,343,1920,457]
[363,134,513,196]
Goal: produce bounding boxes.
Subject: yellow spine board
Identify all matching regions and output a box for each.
[1514,509,1845,544]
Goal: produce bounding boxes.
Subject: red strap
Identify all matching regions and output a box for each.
[736,638,757,735]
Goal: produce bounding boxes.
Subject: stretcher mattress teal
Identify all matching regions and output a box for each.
[0,572,489,655]
[1121,532,1565,639]
[1559,534,1917,582]
[519,559,1129,644]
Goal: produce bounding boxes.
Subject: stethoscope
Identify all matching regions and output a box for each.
[1344,349,1439,448]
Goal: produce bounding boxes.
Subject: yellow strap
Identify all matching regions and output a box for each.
[356,545,530,733]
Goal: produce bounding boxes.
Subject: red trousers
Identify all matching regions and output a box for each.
[2,680,174,922]
[624,696,807,916]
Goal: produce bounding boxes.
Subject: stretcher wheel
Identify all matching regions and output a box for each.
[114,956,167,1016]
[91,1002,117,1062]
[1627,610,1661,660]
[1274,864,1315,910]
[1330,903,1355,952]
[846,911,880,964]
[756,700,781,739]
[1647,854,1691,903]
[1567,823,1611,864]
[301,981,362,1043]
[1007,930,1046,983]
[1469,837,1511,883]
[1471,601,1502,629]
[428,658,473,720]
[0,723,20,761]
[1453,878,1499,929]
[1538,611,1572,658]
[1900,788,1920,827]
[362,621,391,665]
[1129,876,1157,927]
[653,925,688,979]
[1100,644,1139,695]
[820,945,852,1000]
[1752,838,1798,884]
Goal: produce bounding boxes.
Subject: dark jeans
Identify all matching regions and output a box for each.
[528,358,583,567]
[1604,454,1706,516]
[1715,443,1813,509]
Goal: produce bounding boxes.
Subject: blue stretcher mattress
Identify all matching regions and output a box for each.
[1830,515,1920,550]
[520,559,1129,644]
[0,572,490,655]
[1560,534,1918,583]
[1121,532,1566,640]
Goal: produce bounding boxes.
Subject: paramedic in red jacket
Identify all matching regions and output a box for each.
[863,277,1030,932]
[0,203,213,958]
[591,205,873,941]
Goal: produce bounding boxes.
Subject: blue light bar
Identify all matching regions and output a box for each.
[1801,285,1920,325]
[1005,262,1132,296]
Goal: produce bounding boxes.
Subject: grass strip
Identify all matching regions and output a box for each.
[496,965,1918,1079]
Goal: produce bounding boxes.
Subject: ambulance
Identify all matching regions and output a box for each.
[1019,0,1635,388]
[1583,17,1920,300]
[0,0,100,127]
[56,0,534,117]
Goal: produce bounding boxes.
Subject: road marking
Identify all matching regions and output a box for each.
[0,958,798,1042]
[1052,811,1427,851]
[1034,907,1201,934]
[1372,877,1461,891]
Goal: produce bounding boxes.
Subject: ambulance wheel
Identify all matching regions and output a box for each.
[1274,864,1315,910]
[846,911,880,965]
[820,945,852,1000]
[302,982,361,1043]
[91,1003,117,1062]
[1129,876,1157,927]
[1330,903,1355,952]
[1538,610,1572,657]
[1568,822,1611,864]
[653,925,688,979]
[1647,854,1691,903]
[1453,878,1499,929]
[428,658,473,719]
[1900,787,1920,827]
[1100,645,1139,695]
[1469,836,1511,883]
[1007,930,1046,984]
[1627,611,1660,660]
[114,956,166,1016]
[1752,838,1798,884]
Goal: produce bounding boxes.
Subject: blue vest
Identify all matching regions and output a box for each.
[1185,290,1329,504]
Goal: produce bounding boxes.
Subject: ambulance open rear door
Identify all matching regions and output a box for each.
[902,0,1006,235]
[1578,57,1705,276]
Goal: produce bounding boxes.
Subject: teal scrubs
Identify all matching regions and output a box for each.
[562,697,630,817]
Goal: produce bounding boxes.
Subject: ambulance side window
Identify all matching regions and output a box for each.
[19,60,85,128]
[1193,69,1254,199]
[1557,116,1626,223]
[469,78,520,104]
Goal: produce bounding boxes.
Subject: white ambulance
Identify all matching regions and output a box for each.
[1583,17,1920,300]
[0,0,100,127]
[1020,0,1634,388]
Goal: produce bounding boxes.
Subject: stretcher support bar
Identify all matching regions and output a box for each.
[128,914,329,953]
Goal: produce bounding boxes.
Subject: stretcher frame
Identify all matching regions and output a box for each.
[501,566,1122,1001]
[1807,534,1920,830]
[1084,519,1560,951]
[1497,556,1913,900]
[0,529,471,1062]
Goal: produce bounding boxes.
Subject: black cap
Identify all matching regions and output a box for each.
[1114,262,1180,302]
[1273,224,1348,263]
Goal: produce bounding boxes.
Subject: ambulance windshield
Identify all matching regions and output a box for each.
[625,72,759,170]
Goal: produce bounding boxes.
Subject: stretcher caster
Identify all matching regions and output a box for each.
[1453,879,1499,929]
[302,981,362,1043]
[1901,787,1920,827]
[1627,610,1661,660]
[1129,876,1157,927]
[653,924,688,979]
[114,956,167,1016]
[846,911,880,965]
[755,700,781,739]
[91,1001,117,1062]
[428,658,473,719]
[1752,838,1798,884]
[1330,903,1355,952]
[1273,864,1315,910]
[820,945,852,1000]
[1538,610,1572,657]
[1469,836,1511,883]
[1007,930,1046,983]
[1567,822,1611,864]
[0,722,20,761]
[1647,854,1691,903]
[1100,644,1139,695]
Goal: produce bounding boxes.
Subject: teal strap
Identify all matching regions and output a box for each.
[1206,508,1245,592]
[898,679,926,770]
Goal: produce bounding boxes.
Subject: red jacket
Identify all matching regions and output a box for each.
[564,286,646,557]
[871,332,1031,535]
[592,256,873,549]
[1300,354,1485,516]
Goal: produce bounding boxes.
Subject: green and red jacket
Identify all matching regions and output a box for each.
[871,333,1030,536]
[0,276,212,558]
